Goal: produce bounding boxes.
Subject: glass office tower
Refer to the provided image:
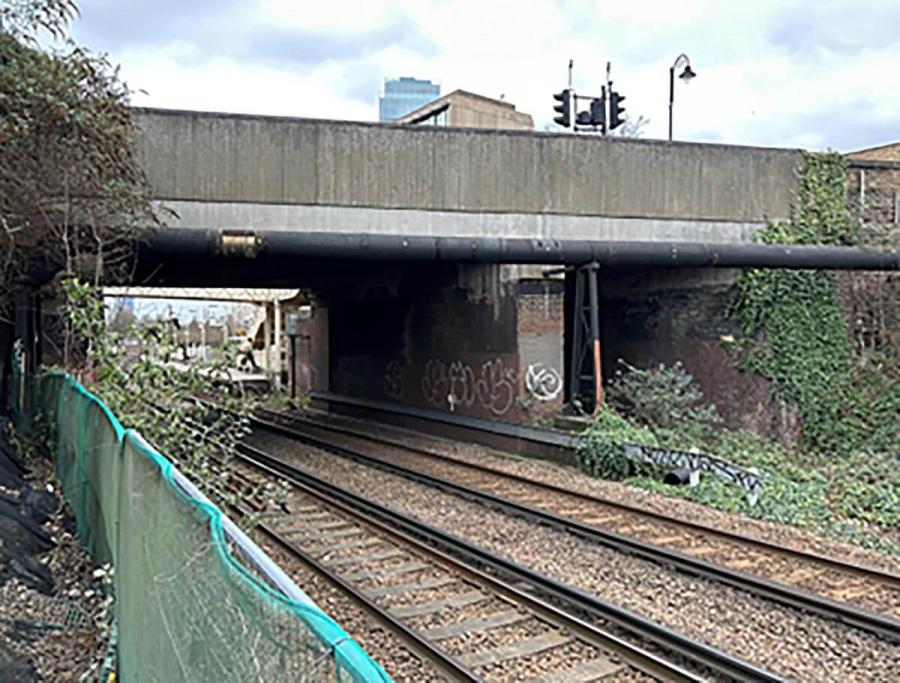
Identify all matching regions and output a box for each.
[379,77,440,121]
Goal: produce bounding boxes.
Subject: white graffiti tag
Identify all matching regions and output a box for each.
[422,358,450,407]
[623,444,764,506]
[525,363,562,401]
[422,357,517,415]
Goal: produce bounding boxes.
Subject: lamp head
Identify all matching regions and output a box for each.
[679,65,697,82]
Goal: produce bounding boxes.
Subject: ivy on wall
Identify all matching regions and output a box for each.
[575,153,897,549]
[728,152,897,455]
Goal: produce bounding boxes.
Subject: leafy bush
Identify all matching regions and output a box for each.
[62,279,286,519]
[728,151,898,456]
[576,408,657,479]
[0,0,161,313]
[606,359,721,444]
[627,426,900,554]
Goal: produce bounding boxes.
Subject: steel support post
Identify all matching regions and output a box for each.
[587,265,603,412]
[290,336,297,399]
[273,298,282,390]
[566,265,603,413]
[569,270,585,405]
[14,294,40,374]
[263,304,272,379]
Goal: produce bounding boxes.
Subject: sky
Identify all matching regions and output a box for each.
[68,0,899,152]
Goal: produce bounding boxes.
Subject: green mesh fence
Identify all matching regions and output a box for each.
[12,360,391,683]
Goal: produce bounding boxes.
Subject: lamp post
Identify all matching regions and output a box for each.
[668,53,696,141]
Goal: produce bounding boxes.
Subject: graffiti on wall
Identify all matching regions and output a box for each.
[422,357,518,416]
[383,360,405,400]
[623,444,764,505]
[524,363,562,401]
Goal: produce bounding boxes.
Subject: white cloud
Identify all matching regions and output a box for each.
[73,0,900,151]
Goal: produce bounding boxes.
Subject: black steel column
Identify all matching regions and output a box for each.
[290,336,297,399]
[563,270,575,403]
[587,265,603,411]
[13,294,40,374]
[569,271,585,406]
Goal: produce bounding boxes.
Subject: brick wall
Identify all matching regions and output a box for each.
[843,161,899,360]
[324,264,561,424]
[847,143,900,163]
[515,280,565,421]
[599,268,803,445]
[846,164,900,228]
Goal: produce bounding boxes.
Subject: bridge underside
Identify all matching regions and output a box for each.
[122,226,896,430]
[97,109,890,435]
[122,237,784,431]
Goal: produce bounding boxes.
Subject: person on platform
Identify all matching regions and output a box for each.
[238,336,260,373]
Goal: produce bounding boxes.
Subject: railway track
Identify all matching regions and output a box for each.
[250,406,900,643]
[232,440,784,682]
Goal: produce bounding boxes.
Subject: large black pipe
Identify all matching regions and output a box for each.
[139,228,900,270]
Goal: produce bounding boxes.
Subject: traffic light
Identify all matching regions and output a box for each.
[609,89,626,130]
[553,89,571,127]
[590,87,606,131]
[575,110,593,126]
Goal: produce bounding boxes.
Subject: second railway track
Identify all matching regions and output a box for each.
[232,440,784,682]
[250,406,900,642]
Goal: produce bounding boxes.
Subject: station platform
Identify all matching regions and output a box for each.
[168,360,272,392]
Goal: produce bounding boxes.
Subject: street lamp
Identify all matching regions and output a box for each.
[668,53,696,141]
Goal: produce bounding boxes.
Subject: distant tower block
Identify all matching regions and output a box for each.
[379,77,440,122]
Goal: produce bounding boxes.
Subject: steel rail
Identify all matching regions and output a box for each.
[240,456,701,683]
[251,516,481,682]
[257,407,900,588]
[250,414,900,643]
[236,441,783,682]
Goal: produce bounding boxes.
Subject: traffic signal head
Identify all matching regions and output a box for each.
[609,90,626,130]
[590,94,606,130]
[553,89,571,127]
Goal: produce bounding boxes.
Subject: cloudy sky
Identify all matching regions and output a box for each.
[69,0,899,151]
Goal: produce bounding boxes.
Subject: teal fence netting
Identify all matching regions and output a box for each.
[11,360,391,683]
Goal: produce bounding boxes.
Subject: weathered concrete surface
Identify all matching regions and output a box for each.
[155,201,766,243]
[129,108,810,429]
[134,108,801,243]
[397,89,534,130]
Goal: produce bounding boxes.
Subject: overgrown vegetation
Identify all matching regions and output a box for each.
[577,407,658,480]
[729,152,897,455]
[1,1,282,518]
[606,360,721,442]
[577,362,714,478]
[1,0,160,319]
[579,361,899,553]
[62,278,284,520]
[579,153,899,552]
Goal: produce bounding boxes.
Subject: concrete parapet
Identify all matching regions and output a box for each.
[135,108,801,229]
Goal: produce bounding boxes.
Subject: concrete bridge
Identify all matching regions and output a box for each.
[134,107,801,247]
[130,108,889,436]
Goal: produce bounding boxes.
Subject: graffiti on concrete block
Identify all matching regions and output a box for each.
[383,360,405,400]
[422,357,517,416]
[525,363,562,402]
[623,443,764,505]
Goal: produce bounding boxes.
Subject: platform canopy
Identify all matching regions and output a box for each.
[102,287,301,303]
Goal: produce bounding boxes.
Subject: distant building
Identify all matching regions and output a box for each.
[846,142,900,227]
[395,89,533,131]
[847,141,900,163]
[379,77,440,122]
